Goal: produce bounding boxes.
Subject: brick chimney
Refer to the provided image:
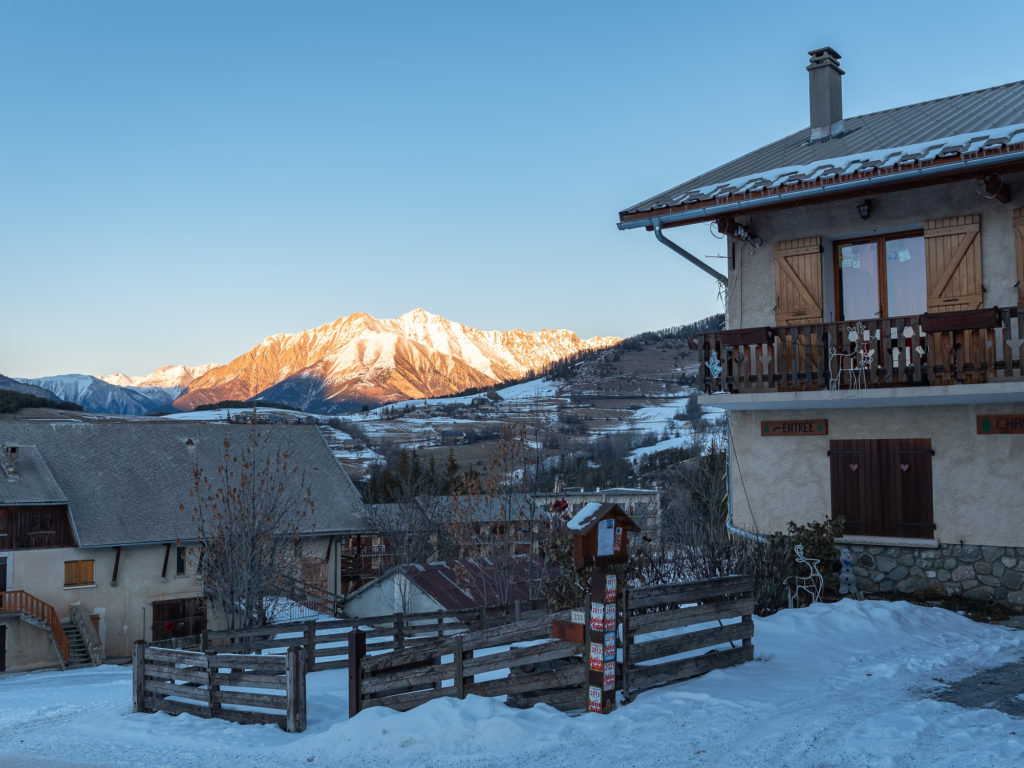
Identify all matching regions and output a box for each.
[807,47,844,141]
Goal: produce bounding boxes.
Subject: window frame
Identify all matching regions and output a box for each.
[833,229,925,321]
[64,559,95,587]
[829,438,934,539]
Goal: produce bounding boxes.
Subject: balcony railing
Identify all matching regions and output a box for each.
[698,307,1024,395]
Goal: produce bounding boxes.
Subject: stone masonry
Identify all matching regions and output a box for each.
[844,543,1024,610]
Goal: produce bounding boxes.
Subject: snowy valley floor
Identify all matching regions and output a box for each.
[2,600,1023,768]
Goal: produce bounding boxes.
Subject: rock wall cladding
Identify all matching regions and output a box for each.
[845,543,1024,608]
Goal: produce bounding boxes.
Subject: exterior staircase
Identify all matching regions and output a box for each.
[0,590,70,668]
[61,621,94,669]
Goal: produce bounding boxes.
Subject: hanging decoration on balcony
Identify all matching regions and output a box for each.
[705,350,723,385]
[828,322,876,397]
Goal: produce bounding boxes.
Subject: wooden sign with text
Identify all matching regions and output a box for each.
[977,415,1024,434]
[761,419,828,437]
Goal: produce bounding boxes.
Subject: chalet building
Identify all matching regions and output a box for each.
[0,421,369,672]
[619,48,1024,606]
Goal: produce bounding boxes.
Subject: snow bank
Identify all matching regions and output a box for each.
[1,600,1022,767]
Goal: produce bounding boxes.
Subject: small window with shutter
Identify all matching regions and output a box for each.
[829,438,934,539]
[64,559,95,587]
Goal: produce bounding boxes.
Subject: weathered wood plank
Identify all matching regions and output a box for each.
[217,707,285,727]
[144,662,209,685]
[144,679,212,703]
[629,644,754,691]
[629,618,754,665]
[627,575,754,610]
[150,698,211,719]
[629,597,754,635]
[144,647,205,665]
[360,661,457,695]
[466,663,583,699]
[213,671,287,689]
[213,688,287,710]
[462,640,580,677]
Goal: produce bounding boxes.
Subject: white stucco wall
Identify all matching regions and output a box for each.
[726,172,1024,329]
[726,401,1024,547]
[343,573,443,619]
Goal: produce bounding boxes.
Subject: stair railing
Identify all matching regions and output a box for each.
[0,590,69,663]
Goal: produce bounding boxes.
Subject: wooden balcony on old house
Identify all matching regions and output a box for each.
[697,307,1024,396]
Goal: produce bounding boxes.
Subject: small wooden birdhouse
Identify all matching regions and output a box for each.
[566,502,640,568]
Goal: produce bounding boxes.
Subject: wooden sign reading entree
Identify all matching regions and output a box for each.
[761,419,828,436]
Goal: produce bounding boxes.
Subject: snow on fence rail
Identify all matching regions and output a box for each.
[621,574,755,700]
[131,642,307,732]
[190,601,548,673]
[348,607,586,716]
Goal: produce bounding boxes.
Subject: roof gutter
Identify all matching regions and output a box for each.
[653,226,728,286]
[618,148,1024,231]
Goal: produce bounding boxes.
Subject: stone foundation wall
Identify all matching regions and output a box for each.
[844,543,1024,609]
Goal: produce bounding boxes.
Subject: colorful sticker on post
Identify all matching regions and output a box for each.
[604,573,616,602]
[589,642,604,671]
[603,662,616,691]
[590,601,603,632]
[604,602,615,632]
[603,631,616,661]
[588,685,602,713]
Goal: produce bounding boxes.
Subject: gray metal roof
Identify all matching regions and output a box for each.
[0,421,370,547]
[0,444,68,506]
[620,80,1024,224]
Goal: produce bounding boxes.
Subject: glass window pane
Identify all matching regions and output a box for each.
[884,236,926,316]
[839,242,879,320]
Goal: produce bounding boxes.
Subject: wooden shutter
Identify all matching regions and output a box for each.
[829,440,880,536]
[924,215,983,313]
[1014,208,1024,305]
[774,237,823,325]
[829,439,933,539]
[64,559,94,586]
[892,439,934,539]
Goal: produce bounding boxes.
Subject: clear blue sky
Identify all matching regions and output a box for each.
[4,0,1024,377]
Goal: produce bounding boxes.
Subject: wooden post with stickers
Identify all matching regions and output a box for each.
[566,502,639,714]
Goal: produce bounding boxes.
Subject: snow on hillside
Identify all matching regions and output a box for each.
[1,601,1022,767]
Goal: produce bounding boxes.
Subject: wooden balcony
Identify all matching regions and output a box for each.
[697,307,1024,396]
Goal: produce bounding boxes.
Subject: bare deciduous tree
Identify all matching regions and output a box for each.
[182,426,314,629]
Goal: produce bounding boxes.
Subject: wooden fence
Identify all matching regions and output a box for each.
[192,601,548,673]
[132,642,307,732]
[621,574,755,701]
[348,607,586,716]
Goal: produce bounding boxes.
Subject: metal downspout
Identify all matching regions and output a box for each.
[653,226,728,286]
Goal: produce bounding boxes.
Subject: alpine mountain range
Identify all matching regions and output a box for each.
[14,309,620,415]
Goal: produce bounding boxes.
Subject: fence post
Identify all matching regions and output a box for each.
[621,587,632,703]
[131,640,148,713]
[305,619,317,672]
[514,599,521,623]
[478,604,487,630]
[206,649,221,718]
[287,645,307,733]
[393,613,404,651]
[453,634,471,699]
[348,629,366,718]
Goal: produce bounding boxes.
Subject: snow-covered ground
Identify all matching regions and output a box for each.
[2,600,1022,767]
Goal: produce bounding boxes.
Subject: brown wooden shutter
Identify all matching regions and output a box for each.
[892,439,934,539]
[924,215,983,313]
[1014,208,1024,305]
[829,440,879,535]
[774,237,823,325]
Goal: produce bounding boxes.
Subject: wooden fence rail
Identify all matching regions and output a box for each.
[132,642,307,732]
[349,607,586,716]
[621,574,755,701]
[194,600,547,673]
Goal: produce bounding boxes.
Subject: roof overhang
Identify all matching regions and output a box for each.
[618,148,1024,231]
